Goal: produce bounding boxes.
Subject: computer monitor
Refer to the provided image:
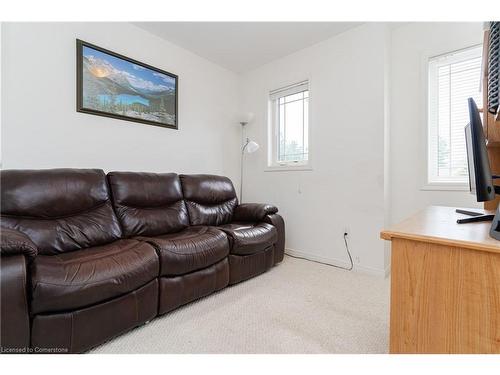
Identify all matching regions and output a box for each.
[455,98,498,224]
[465,98,496,202]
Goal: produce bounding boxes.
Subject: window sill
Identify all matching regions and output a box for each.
[420,183,470,192]
[265,165,313,172]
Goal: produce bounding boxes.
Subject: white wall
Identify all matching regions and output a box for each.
[1,22,486,276]
[1,22,241,184]
[390,22,484,224]
[240,22,485,276]
[240,24,391,275]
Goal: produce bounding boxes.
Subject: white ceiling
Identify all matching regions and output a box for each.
[133,22,362,73]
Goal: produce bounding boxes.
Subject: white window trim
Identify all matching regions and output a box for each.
[266,80,312,172]
[421,44,482,192]
[421,182,471,191]
[264,165,313,172]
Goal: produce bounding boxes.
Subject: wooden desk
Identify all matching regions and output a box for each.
[381,206,500,354]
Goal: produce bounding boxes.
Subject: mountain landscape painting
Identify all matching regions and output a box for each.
[77,40,178,129]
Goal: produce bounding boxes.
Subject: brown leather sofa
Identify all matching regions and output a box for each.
[0,169,285,353]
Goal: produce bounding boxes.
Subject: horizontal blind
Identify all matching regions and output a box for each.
[428,45,483,183]
[488,21,499,115]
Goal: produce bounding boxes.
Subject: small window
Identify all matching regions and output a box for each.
[427,45,483,187]
[268,81,310,169]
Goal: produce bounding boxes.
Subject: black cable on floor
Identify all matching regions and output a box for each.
[285,232,354,271]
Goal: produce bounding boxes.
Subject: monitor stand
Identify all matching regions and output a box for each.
[455,209,495,224]
[490,206,500,240]
[455,180,500,225]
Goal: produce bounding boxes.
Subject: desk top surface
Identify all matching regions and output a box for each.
[381,206,500,254]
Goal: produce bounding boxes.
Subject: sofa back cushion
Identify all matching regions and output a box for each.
[0,169,122,255]
[180,174,238,226]
[108,172,189,237]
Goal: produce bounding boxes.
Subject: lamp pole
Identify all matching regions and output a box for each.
[240,121,248,202]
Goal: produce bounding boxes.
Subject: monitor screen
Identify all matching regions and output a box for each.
[465,123,477,194]
[465,98,495,202]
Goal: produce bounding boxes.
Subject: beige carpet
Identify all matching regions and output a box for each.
[91,256,390,354]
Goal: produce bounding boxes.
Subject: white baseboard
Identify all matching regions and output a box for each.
[384,264,391,278]
[285,248,388,278]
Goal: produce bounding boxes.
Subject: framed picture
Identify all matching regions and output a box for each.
[77,39,178,129]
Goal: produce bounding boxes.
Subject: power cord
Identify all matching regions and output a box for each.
[285,232,354,271]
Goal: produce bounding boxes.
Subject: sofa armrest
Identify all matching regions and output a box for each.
[1,227,38,259]
[1,255,31,351]
[263,214,285,264]
[232,203,278,222]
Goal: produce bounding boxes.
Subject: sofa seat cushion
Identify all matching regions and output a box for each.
[31,239,159,314]
[218,222,278,256]
[137,226,229,276]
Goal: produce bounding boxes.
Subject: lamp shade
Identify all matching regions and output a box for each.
[241,112,255,124]
[246,140,259,153]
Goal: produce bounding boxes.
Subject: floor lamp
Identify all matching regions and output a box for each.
[240,114,259,202]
